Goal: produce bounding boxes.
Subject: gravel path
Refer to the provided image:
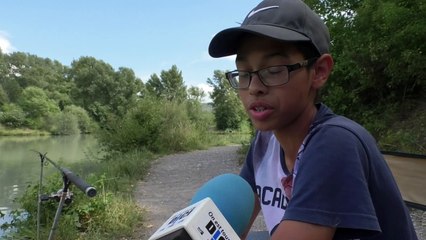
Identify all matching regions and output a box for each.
[132,145,266,239]
[133,145,424,239]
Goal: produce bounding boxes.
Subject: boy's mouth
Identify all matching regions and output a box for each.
[254,106,267,112]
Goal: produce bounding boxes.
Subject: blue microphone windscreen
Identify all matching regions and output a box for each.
[190,173,254,236]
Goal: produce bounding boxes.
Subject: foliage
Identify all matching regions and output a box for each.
[307,0,425,141]
[63,105,96,134]
[96,64,213,155]
[186,89,214,133]
[19,86,60,119]
[0,103,26,128]
[187,86,206,102]
[0,124,49,136]
[97,96,161,153]
[207,70,246,131]
[145,65,187,102]
[0,77,22,104]
[69,57,142,124]
[379,103,426,154]
[152,100,207,152]
[97,97,212,154]
[0,52,69,105]
[1,151,149,240]
[45,111,80,135]
[0,85,9,106]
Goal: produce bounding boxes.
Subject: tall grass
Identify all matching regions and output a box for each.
[0,124,50,136]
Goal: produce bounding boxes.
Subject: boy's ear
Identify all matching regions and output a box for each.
[312,54,333,89]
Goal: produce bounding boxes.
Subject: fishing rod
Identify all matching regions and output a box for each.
[33,150,96,240]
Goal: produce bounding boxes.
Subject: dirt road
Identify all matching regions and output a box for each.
[132,145,267,239]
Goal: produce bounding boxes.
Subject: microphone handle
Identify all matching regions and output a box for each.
[60,168,97,198]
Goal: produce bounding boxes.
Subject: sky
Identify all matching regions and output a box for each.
[0,1,258,101]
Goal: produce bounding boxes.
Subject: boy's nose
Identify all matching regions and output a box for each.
[248,73,267,95]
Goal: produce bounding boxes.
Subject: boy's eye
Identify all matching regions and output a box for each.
[239,72,250,79]
[265,66,286,75]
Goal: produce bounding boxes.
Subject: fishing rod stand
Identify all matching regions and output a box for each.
[35,152,74,240]
[46,175,73,240]
[34,150,96,240]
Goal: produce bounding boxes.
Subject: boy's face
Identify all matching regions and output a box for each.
[235,35,319,132]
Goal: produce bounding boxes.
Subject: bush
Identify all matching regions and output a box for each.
[97,98,162,153]
[378,102,426,154]
[153,101,203,152]
[0,104,26,128]
[45,111,80,135]
[98,97,212,154]
[64,105,96,134]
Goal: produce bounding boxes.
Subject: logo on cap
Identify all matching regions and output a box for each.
[247,6,279,18]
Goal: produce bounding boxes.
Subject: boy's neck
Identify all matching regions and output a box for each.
[274,105,317,171]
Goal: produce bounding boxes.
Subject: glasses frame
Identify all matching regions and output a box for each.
[226,58,318,89]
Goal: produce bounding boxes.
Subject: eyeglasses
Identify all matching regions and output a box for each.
[225,58,317,89]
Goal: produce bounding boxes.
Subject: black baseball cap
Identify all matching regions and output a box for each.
[209,0,330,58]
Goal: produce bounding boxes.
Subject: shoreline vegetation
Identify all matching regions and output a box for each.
[0,127,50,137]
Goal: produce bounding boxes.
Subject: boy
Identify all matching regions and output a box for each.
[208,0,418,239]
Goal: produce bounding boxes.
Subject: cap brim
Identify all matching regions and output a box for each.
[209,25,310,58]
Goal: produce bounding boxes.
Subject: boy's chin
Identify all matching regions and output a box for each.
[251,121,275,132]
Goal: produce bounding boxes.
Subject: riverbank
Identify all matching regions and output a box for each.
[0,126,49,136]
[133,145,425,239]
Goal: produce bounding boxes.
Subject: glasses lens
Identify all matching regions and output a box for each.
[227,65,291,89]
[259,66,289,86]
[227,71,250,89]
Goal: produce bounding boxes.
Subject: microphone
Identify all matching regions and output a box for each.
[60,167,97,198]
[148,173,255,240]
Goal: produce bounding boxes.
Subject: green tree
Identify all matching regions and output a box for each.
[5,52,67,90]
[0,50,9,103]
[69,57,115,119]
[306,0,425,138]
[145,65,187,102]
[69,57,141,123]
[0,52,70,109]
[145,73,164,98]
[0,77,22,103]
[186,86,213,132]
[0,103,26,127]
[97,97,163,153]
[112,67,143,116]
[18,87,59,121]
[64,105,95,133]
[187,86,205,102]
[98,96,208,153]
[352,0,425,104]
[207,70,245,130]
[45,111,79,135]
[0,85,9,106]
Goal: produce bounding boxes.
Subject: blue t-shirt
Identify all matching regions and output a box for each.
[240,104,418,240]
